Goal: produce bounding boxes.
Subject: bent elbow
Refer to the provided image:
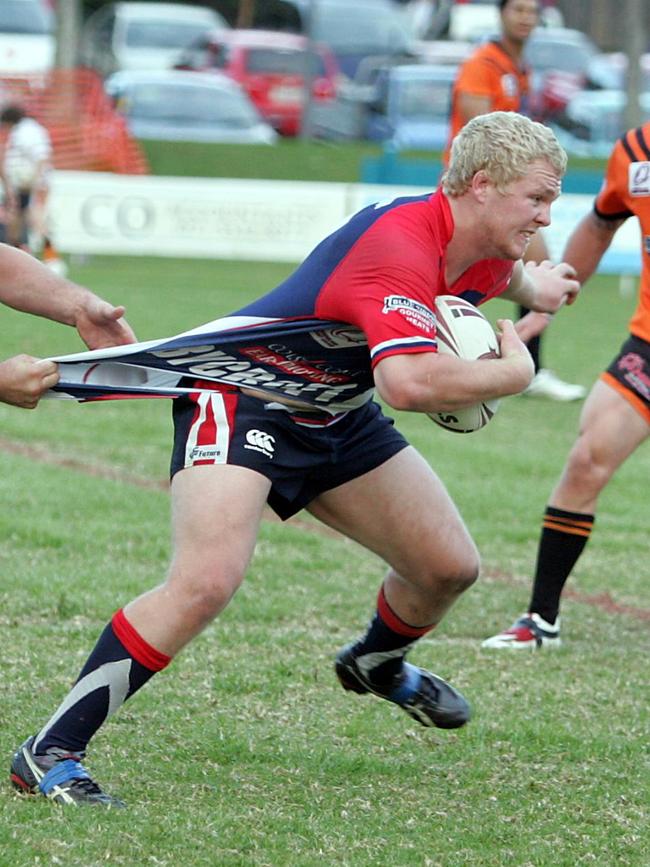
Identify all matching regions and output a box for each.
[377,378,431,413]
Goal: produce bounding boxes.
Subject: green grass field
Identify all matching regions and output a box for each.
[1,256,648,866]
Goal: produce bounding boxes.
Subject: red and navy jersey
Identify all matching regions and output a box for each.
[51,189,514,413]
[235,187,513,367]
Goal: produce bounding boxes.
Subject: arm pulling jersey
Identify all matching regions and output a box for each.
[594,124,650,343]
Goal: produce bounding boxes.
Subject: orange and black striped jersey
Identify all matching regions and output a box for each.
[445,40,530,162]
[594,124,650,342]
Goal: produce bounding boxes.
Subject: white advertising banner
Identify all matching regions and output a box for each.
[49,172,642,274]
[50,173,350,262]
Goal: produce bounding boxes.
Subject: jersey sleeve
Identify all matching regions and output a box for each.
[315,212,442,367]
[594,137,633,220]
[454,53,501,100]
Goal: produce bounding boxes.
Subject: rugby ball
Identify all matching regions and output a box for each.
[428,295,500,433]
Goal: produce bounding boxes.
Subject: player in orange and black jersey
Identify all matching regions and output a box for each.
[484,122,650,650]
[446,0,586,402]
[446,7,532,161]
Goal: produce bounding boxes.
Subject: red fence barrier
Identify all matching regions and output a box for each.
[0,68,149,175]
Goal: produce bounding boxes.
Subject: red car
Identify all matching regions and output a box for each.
[176,29,340,136]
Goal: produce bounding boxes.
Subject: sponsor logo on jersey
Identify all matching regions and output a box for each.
[382,295,436,332]
[240,345,351,384]
[309,326,367,349]
[152,344,362,406]
[500,73,519,98]
[629,162,650,196]
[189,445,222,461]
[244,429,276,458]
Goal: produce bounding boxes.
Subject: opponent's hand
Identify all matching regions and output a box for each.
[75,297,137,349]
[496,319,535,393]
[524,259,580,311]
[0,355,60,408]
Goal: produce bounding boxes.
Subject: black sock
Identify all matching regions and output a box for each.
[528,506,595,624]
[34,609,171,756]
[518,305,541,371]
[351,585,435,688]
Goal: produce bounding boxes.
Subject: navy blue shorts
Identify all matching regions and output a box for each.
[170,385,409,519]
[602,333,650,425]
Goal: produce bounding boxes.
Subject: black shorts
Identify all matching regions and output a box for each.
[170,385,409,520]
[602,333,650,424]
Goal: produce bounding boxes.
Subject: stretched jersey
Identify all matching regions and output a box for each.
[50,189,514,412]
[446,40,530,162]
[593,124,650,342]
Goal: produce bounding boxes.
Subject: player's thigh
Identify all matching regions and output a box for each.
[170,463,271,578]
[575,379,650,471]
[308,446,477,578]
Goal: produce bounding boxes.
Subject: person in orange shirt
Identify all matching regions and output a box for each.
[484,122,650,649]
[446,0,585,401]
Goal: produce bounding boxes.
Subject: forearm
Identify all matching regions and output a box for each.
[562,212,619,283]
[0,243,91,325]
[374,350,532,413]
[501,260,536,308]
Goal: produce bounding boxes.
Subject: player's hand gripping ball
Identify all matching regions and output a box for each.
[428,295,500,433]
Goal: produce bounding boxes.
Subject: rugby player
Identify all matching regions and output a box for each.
[11,112,579,806]
[484,122,650,648]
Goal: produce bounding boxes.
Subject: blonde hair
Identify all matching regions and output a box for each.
[442,111,567,196]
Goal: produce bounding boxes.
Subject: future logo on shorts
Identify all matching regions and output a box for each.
[629,161,650,196]
[244,429,276,458]
[382,295,435,332]
[189,445,222,461]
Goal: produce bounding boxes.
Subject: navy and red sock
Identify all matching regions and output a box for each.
[351,585,435,688]
[34,609,171,756]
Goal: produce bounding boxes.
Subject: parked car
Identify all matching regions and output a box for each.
[364,63,455,150]
[236,0,415,79]
[524,27,600,121]
[550,89,650,158]
[0,0,54,73]
[81,2,229,78]
[176,28,340,136]
[313,60,455,149]
[104,70,278,144]
[586,52,650,92]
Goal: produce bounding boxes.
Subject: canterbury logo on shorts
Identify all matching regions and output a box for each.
[244,429,276,458]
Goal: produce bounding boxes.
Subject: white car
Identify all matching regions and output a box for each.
[81,2,229,78]
[105,69,278,144]
[0,0,55,74]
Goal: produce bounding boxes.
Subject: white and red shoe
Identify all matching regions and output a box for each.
[482,613,561,650]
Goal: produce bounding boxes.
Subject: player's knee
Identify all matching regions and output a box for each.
[449,553,480,594]
[422,547,480,597]
[174,569,244,625]
[565,438,611,494]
